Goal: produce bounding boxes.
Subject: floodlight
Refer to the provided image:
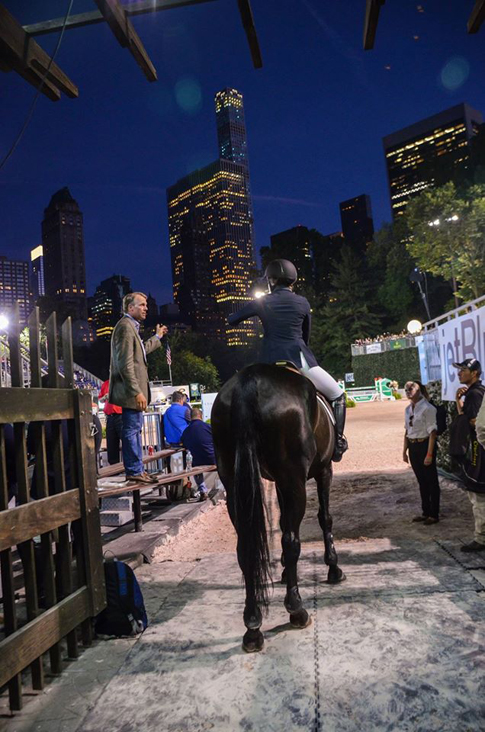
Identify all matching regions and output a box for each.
[0,314,9,331]
[407,319,422,335]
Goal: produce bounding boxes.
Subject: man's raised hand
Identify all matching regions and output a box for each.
[156,324,168,338]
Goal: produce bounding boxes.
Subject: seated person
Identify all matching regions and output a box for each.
[163,391,190,447]
[181,408,215,501]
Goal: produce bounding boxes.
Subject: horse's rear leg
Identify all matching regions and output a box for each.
[316,466,346,584]
[225,479,264,653]
[276,479,311,629]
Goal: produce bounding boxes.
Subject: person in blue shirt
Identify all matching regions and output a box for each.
[163,391,191,446]
[181,408,215,501]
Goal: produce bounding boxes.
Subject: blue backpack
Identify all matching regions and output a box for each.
[95,560,148,637]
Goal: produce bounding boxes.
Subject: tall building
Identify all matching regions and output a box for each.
[0,255,31,325]
[41,187,87,319]
[339,194,374,253]
[383,103,483,218]
[91,274,131,340]
[30,245,45,301]
[167,88,256,346]
[263,226,313,289]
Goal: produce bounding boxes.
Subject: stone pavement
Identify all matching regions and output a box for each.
[1,535,484,732]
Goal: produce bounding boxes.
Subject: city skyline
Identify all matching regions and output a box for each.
[2,2,485,307]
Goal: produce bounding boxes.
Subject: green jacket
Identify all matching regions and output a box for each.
[108,316,161,410]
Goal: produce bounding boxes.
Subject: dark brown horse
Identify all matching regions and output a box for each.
[211,363,346,653]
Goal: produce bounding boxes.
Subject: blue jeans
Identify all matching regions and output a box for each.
[122,408,144,477]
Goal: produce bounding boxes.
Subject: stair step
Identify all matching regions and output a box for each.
[100,510,134,527]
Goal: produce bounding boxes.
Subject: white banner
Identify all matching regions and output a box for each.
[366,343,382,354]
[440,305,485,401]
[201,392,218,422]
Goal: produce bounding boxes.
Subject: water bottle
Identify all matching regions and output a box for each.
[186,451,193,470]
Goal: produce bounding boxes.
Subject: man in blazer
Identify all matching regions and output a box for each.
[109,291,168,484]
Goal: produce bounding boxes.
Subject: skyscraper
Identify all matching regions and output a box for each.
[339,194,374,253]
[30,245,45,301]
[167,88,256,346]
[264,226,313,290]
[383,103,483,218]
[91,274,131,340]
[0,255,31,325]
[41,187,87,320]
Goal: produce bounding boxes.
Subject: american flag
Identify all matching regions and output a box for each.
[166,342,172,366]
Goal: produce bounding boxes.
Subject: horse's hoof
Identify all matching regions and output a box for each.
[242,629,264,653]
[327,568,346,585]
[290,608,312,629]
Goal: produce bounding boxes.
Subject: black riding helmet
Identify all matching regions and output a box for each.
[264,259,298,287]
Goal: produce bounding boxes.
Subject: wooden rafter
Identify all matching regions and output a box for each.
[363,0,385,50]
[468,0,485,33]
[0,4,78,101]
[94,0,157,82]
[237,0,262,69]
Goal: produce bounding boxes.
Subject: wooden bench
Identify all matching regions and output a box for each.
[97,453,217,532]
[98,448,180,479]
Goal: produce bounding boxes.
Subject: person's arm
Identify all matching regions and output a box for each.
[423,404,438,466]
[227,301,259,326]
[456,386,467,415]
[424,431,436,466]
[113,323,143,404]
[302,304,311,345]
[403,429,409,463]
[476,400,485,448]
[144,324,167,355]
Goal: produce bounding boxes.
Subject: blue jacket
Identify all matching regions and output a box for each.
[163,403,190,444]
[227,286,317,368]
[181,420,215,466]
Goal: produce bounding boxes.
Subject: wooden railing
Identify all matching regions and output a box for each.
[0,305,106,712]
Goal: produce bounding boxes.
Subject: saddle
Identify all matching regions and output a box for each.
[274,361,335,425]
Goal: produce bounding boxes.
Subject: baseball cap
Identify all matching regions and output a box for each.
[452,357,482,372]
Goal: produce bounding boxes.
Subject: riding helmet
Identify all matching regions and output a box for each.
[264,259,298,286]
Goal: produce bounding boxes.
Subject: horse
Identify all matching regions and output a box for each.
[211,362,346,653]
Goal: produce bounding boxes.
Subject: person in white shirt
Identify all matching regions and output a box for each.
[403,380,440,524]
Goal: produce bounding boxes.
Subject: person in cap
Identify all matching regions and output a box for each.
[227,258,347,461]
[454,357,485,552]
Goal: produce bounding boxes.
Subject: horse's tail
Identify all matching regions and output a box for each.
[231,369,271,610]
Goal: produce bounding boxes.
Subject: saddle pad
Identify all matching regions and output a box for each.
[317,394,335,426]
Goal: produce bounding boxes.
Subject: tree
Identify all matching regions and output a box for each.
[311,245,380,376]
[147,337,221,392]
[405,182,485,302]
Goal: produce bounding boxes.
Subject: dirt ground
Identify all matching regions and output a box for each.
[153,399,476,563]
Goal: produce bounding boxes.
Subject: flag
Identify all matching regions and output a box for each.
[166,342,172,366]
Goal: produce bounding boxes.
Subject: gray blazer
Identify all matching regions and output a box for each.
[108,316,161,410]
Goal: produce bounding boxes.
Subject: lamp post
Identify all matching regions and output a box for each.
[428,215,460,308]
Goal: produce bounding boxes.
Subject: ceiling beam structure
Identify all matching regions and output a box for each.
[363,0,385,50]
[94,0,157,82]
[0,4,78,101]
[467,0,485,33]
[23,0,216,37]
[237,0,262,69]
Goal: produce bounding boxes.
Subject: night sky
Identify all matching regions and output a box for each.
[2,1,485,307]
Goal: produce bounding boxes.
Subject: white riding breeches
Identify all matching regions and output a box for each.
[300,352,343,402]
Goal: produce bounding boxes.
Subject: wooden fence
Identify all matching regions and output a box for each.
[0,305,106,712]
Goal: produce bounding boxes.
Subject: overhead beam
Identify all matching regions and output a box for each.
[0,4,78,100]
[468,0,485,33]
[24,0,216,37]
[363,0,385,50]
[237,0,262,69]
[94,0,157,82]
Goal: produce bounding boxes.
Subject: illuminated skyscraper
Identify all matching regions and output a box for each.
[91,274,131,340]
[30,245,45,301]
[167,159,255,345]
[167,88,256,346]
[339,194,374,253]
[383,103,482,218]
[0,255,31,325]
[41,187,87,319]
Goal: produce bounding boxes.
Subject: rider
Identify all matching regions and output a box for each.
[227,258,348,461]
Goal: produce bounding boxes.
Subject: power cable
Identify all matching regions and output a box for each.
[0,0,75,172]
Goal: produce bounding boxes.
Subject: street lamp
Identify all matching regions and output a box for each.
[428,214,460,307]
[407,319,422,335]
[254,289,267,299]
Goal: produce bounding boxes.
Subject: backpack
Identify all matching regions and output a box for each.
[95,560,148,637]
[429,400,448,436]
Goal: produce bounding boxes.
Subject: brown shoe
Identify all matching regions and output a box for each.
[412,515,428,523]
[423,517,439,525]
[127,473,155,486]
[142,471,158,483]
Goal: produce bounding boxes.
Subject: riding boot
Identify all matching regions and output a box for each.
[331,394,348,462]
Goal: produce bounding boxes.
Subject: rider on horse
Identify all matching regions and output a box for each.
[227,258,348,462]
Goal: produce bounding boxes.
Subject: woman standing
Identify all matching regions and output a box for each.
[403,380,440,524]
